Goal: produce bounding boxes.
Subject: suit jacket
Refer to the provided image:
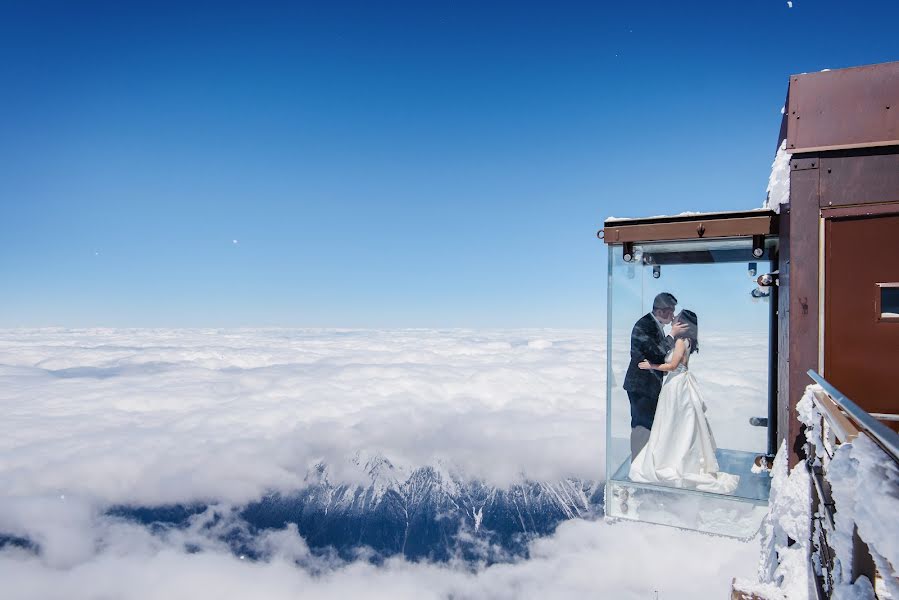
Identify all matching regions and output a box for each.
[623,313,673,398]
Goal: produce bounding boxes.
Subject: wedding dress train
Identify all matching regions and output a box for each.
[628,344,739,494]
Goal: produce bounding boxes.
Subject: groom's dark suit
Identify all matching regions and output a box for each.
[623,313,673,434]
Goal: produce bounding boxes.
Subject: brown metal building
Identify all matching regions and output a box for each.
[777,61,899,464]
[601,60,899,472]
[599,61,899,595]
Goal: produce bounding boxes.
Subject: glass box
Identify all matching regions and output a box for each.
[605,236,777,538]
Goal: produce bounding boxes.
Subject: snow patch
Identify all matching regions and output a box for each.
[757,441,812,600]
[797,386,826,464]
[794,385,899,599]
[764,140,791,214]
[605,211,706,222]
[731,579,787,600]
[473,507,483,532]
[827,435,899,599]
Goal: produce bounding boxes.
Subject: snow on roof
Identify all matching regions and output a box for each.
[605,208,771,223]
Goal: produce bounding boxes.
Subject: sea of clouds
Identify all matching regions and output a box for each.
[0,328,764,599]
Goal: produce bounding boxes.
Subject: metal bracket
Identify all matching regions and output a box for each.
[758,272,780,287]
[752,235,766,258]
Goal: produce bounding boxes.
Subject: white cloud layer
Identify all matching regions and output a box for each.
[1,329,607,505]
[0,511,757,600]
[0,328,765,598]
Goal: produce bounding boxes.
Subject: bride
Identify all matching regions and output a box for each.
[628,310,739,494]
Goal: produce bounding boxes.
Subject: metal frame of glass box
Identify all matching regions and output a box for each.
[600,210,779,537]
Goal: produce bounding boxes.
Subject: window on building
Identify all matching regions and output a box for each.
[878,283,899,321]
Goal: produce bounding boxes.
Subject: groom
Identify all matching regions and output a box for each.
[623,292,686,458]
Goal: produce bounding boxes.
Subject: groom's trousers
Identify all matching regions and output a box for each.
[626,390,657,457]
[631,426,650,458]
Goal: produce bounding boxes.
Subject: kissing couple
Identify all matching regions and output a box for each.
[623,292,738,494]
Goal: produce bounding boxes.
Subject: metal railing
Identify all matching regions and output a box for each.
[807,370,899,460]
[805,370,899,600]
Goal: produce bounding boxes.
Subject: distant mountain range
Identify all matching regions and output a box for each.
[111,454,603,563]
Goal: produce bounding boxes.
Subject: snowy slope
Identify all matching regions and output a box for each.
[105,455,601,563]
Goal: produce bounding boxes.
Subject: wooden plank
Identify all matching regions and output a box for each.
[812,389,860,443]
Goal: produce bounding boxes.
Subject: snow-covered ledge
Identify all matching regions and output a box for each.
[732,439,813,600]
[809,404,899,598]
[733,385,899,600]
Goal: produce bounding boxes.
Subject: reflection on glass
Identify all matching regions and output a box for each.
[605,238,776,537]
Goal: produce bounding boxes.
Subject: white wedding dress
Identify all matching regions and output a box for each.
[628,340,739,494]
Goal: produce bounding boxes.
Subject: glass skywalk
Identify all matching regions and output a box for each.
[604,235,777,538]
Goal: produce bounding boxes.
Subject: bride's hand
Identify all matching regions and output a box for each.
[638,360,652,370]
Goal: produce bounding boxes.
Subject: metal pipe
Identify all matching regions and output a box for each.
[807,370,899,462]
[871,413,899,422]
[767,260,778,457]
[809,464,835,530]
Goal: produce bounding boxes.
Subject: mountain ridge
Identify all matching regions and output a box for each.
[109,455,604,563]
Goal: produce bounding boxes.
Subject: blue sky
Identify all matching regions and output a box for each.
[1,0,896,328]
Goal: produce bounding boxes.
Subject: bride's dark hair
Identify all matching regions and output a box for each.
[676,310,699,354]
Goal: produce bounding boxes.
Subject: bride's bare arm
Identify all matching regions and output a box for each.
[638,338,686,372]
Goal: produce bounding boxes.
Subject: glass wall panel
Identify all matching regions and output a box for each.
[605,237,776,537]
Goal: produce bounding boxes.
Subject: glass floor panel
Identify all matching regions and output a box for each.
[605,448,771,538]
[609,448,771,503]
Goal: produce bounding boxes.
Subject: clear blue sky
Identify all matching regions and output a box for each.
[1,1,896,328]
